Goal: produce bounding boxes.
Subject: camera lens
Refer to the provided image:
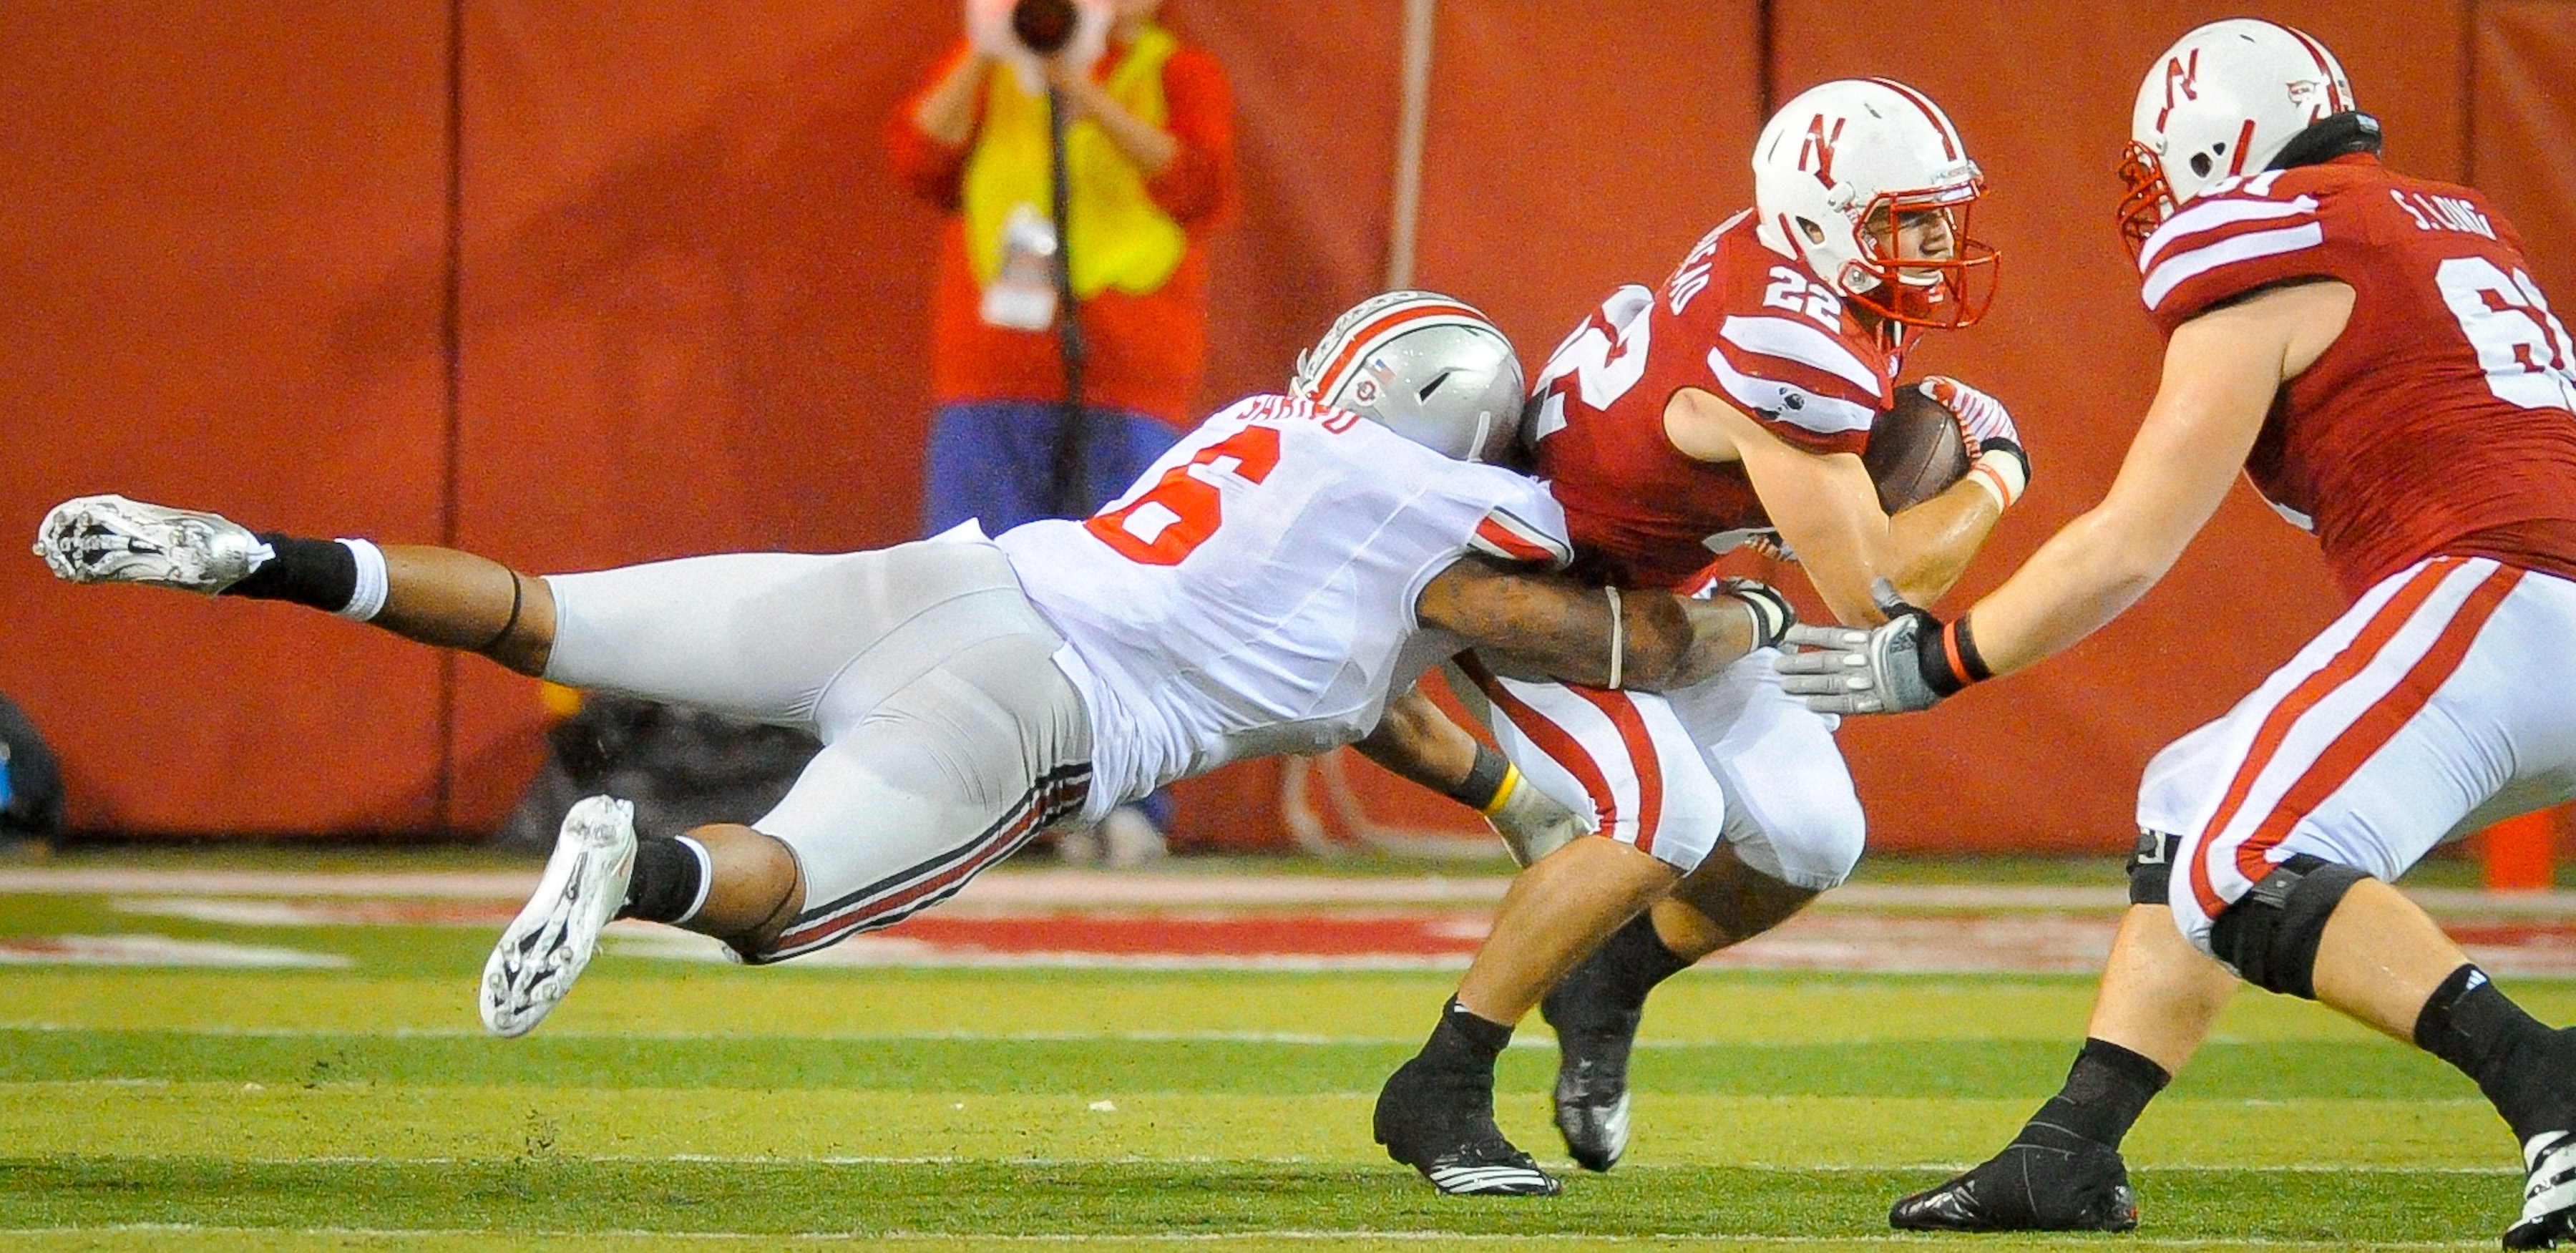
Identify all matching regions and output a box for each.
[1011,0,1078,55]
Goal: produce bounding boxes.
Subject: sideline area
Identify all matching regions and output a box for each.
[4,860,2574,975]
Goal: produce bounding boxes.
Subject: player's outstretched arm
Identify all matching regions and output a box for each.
[1777,281,2353,714]
[36,495,554,676]
[1412,557,1785,692]
[1962,282,2350,676]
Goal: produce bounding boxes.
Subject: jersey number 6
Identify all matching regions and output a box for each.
[1086,426,1284,566]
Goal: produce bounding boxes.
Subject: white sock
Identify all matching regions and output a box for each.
[336,539,389,621]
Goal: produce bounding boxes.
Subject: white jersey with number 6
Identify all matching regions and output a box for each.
[996,394,1573,819]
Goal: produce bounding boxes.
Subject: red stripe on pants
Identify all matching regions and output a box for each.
[2227,565,2522,886]
[2186,560,2461,916]
[1461,656,1620,842]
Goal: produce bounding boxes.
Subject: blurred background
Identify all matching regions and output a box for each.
[3,0,2572,864]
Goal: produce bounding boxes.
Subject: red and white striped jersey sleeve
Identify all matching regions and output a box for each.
[1699,311,1886,456]
[2137,168,2353,335]
[1468,503,1575,570]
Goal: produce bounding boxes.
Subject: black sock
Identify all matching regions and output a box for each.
[2014,1037,2171,1152]
[621,837,706,923]
[221,534,356,611]
[1417,996,1513,1074]
[2416,963,2570,1141]
[1596,911,1694,1004]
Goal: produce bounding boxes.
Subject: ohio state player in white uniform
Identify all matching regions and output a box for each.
[1781,22,2576,1247]
[36,291,1782,1041]
[1368,79,2034,1197]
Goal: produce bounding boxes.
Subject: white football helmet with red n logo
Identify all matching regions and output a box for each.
[2118,19,2356,255]
[1750,78,1997,333]
[1288,291,1523,463]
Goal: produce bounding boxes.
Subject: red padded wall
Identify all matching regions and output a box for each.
[0,2,452,832]
[4,1,2568,849]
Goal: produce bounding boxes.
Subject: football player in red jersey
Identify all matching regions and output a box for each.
[1780,20,2576,1247]
[1365,79,2035,1196]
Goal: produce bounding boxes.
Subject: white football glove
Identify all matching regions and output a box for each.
[1689,575,1795,651]
[1772,580,1955,715]
[1920,376,2031,511]
[1484,767,1587,867]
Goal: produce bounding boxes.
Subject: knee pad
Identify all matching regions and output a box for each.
[2127,829,2180,907]
[2205,854,2372,998]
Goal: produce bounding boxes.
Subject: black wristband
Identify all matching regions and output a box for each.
[1912,614,1989,698]
[1950,616,1994,682]
[1445,743,1513,811]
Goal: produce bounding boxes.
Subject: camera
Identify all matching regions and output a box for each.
[1010,0,1078,55]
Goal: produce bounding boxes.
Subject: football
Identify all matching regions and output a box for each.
[1863,381,1971,514]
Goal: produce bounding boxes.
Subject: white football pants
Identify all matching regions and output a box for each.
[1468,648,1865,889]
[2141,557,2576,954]
[541,536,1091,962]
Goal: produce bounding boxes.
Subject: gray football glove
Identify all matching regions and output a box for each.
[1773,580,1950,715]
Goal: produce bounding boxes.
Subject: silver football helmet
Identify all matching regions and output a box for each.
[1288,291,1523,463]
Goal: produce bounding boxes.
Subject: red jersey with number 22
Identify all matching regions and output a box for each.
[2138,154,2576,598]
[1523,210,1906,589]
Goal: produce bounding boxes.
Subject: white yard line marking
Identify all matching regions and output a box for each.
[0,935,348,968]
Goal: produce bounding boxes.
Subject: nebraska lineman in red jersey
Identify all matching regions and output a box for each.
[1778,21,2576,1247]
[1363,79,2035,1196]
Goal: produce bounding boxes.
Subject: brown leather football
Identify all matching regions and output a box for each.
[1863,382,1970,514]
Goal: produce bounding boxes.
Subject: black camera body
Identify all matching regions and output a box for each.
[1011,0,1078,55]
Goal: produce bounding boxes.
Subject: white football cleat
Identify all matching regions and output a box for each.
[2506,1130,2576,1249]
[34,494,272,593]
[480,796,637,1038]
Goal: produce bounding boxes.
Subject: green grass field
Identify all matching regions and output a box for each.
[0,854,2556,1252]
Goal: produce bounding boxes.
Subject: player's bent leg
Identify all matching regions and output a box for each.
[1376,673,1722,1195]
[613,822,809,955]
[481,813,813,1037]
[1543,661,1858,1175]
[1375,836,1677,1196]
[1893,833,2233,1233]
[1541,845,1818,1172]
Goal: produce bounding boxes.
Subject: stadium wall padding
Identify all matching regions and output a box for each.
[4,1,2568,857]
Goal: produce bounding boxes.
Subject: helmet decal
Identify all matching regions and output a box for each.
[2155,50,2201,133]
[1800,114,1845,187]
[1287,291,1525,463]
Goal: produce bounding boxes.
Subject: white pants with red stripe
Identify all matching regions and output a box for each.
[1474,648,1865,887]
[541,535,1093,963]
[2143,557,2576,955]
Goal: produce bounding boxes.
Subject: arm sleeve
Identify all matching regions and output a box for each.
[1465,481,1575,571]
[884,42,981,210]
[1142,47,1237,226]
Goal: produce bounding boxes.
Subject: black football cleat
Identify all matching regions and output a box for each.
[1372,1054,1561,1196]
[1890,1138,2140,1232]
[1540,944,1646,1171]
